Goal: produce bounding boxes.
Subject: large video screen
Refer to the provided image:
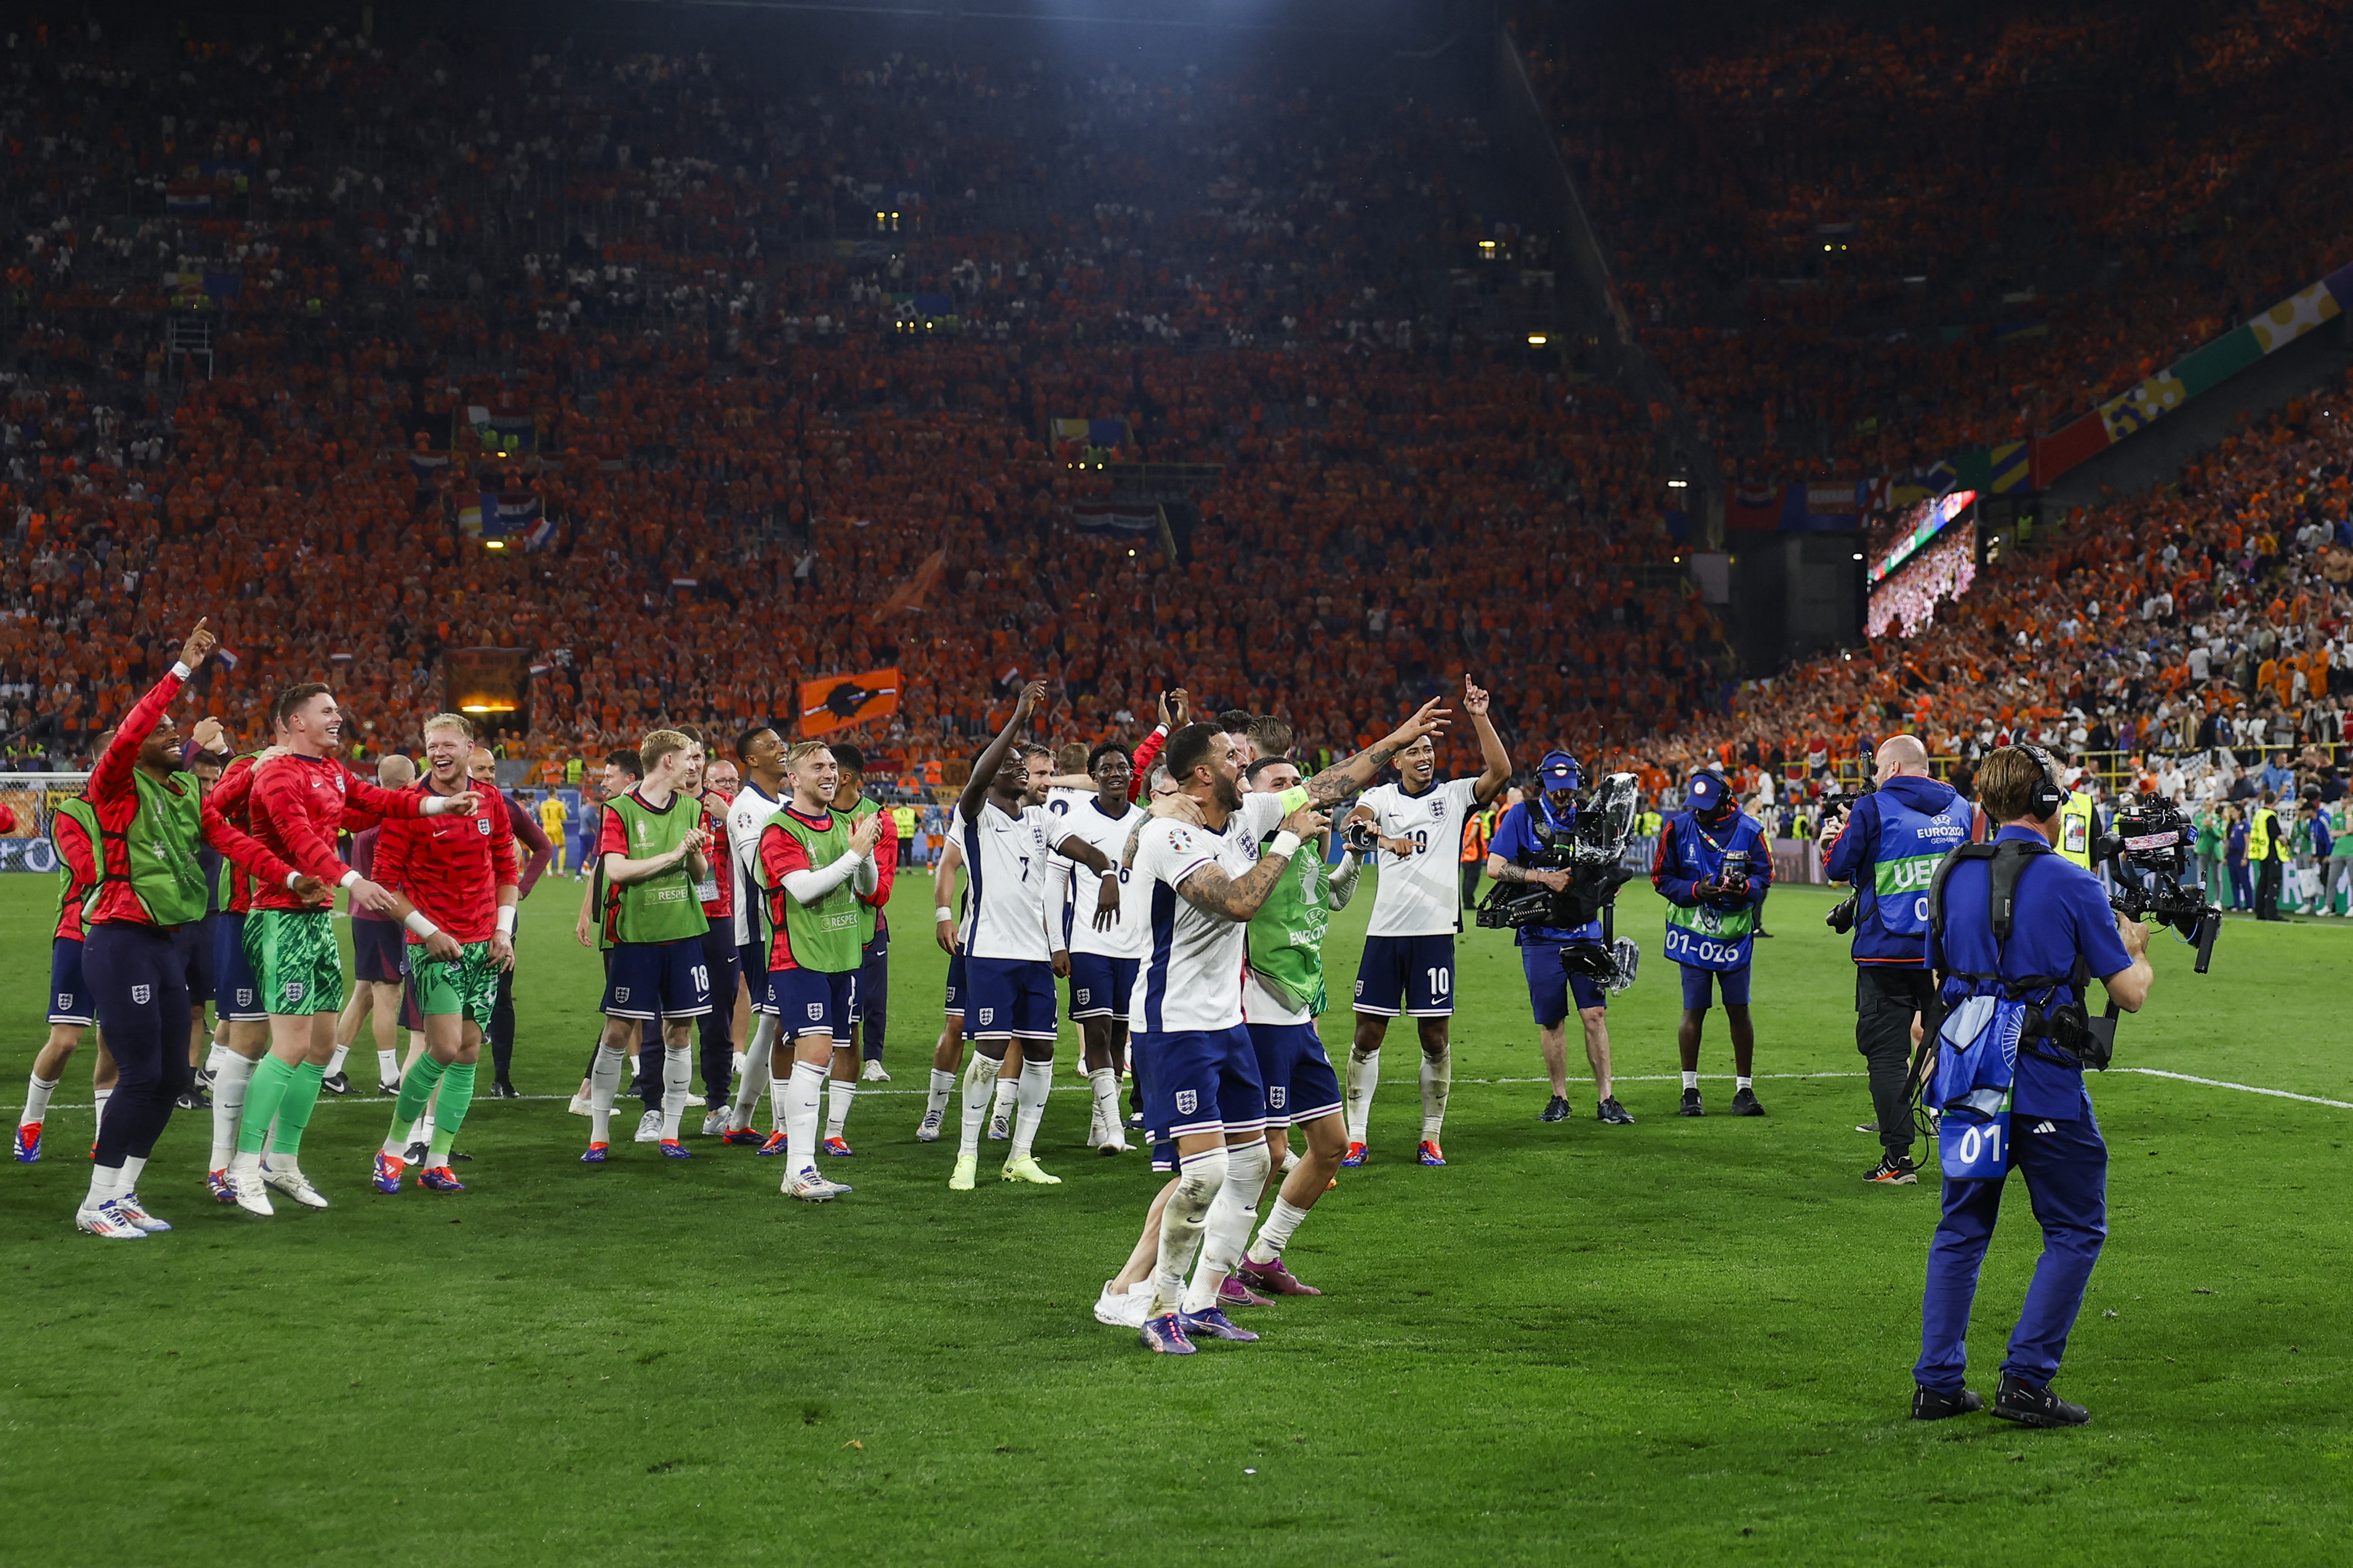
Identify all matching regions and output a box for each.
[1865,524,1976,639]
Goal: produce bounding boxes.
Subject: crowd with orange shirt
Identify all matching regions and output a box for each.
[2,24,1723,786]
[1519,0,2353,489]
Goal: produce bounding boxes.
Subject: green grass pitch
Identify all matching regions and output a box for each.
[0,868,2346,1564]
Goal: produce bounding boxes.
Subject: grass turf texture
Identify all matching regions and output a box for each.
[1,869,2346,1564]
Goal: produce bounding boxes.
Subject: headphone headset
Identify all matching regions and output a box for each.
[2020,744,2069,820]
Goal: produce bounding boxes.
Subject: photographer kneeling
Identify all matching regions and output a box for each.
[1822,734,1976,1185]
[1911,745,2152,1429]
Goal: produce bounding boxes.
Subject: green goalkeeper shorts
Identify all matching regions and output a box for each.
[406,940,499,1032]
[244,909,347,1016]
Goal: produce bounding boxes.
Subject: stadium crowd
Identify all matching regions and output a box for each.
[1521,0,2353,485]
[0,21,1716,788]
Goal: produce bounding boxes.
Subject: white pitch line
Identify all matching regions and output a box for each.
[2117,1067,2353,1111]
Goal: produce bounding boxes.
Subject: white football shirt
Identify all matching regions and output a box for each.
[1357,776,1483,937]
[1130,791,1292,1034]
[726,781,786,947]
[959,799,1056,962]
[1050,795,1148,959]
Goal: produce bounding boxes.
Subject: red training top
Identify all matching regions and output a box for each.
[373,778,519,943]
[246,751,430,911]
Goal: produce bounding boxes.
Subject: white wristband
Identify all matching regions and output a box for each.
[421,794,455,816]
[403,911,441,939]
[495,906,516,937]
[339,870,362,890]
[1269,831,1302,860]
[171,661,193,682]
[935,907,956,923]
[284,871,302,890]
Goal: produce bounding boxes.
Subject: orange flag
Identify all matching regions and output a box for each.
[799,667,901,737]
[870,549,946,623]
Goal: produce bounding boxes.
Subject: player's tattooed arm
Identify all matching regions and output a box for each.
[1299,695,1450,807]
[1175,853,1293,922]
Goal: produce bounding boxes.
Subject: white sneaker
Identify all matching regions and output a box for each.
[1280,1145,1303,1174]
[227,1166,275,1216]
[915,1108,944,1142]
[567,1086,593,1116]
[633,1109,664,1144]
[1093,1280,1151,1328]
[261,1160,330,1209]
[701,1107,730,1137]
[112,1191,172,1232]
[784,1169,846,1202]
[1095,1128,1131,1156]
[75,1199,150,1239]
[859,1059,890,1083]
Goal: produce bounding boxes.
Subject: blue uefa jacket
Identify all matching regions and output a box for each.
[1824,774,1972,967]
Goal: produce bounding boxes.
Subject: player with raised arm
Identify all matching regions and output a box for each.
[1050,742,1147,1154]
[754,742,883,1201]
[366,714,518,1194]
[1122,701,1445,1352]
[947,682,1121,1191]
[917,832,973,1142]
[579,730,715,1164]
[74,621,326,1237]
[1341,677,1511,1168]
[225,682,477,1215]
[827,744,896,1150]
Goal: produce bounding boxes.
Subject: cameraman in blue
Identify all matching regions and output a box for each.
[1913,745,2152,1428]
[1821,734,1977,1185]
[1484,751,1635,1128]
[1651,768,1770,1116]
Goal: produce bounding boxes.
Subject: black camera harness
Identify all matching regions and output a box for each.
[1924,838,2116,1077]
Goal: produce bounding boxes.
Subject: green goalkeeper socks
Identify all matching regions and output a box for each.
[386,1055,447,1150]
[237,1056,300,1157]
[267,1060,326,1156]
[428,1062,476,1162]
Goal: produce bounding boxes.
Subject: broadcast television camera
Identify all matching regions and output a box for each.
[1821,778,1873,934]
[1474,771,1643,993]
[2101,795,2222,974]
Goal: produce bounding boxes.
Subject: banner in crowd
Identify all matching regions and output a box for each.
[799,667,901,737]
[1070,501,1161,535]
[1052,418,1134,449]
[458,492,544,541]
[2026,260,2352,489]
[869,550,945,621]
[1727,480,1868,532]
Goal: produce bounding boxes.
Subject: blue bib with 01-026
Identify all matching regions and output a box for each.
[1661,810,1764,973]
[1862,791,1974,944]
[1930,994,2022,1179]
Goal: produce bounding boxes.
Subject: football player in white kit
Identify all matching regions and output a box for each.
[1050,743,1147,1153]
[948,681,1121,1191]
[1341,677,1511,1168]
[718,723,789,1152]
[1122,700,1446,1354]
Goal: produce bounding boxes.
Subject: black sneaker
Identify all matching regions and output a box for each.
[1539,1095,1570,1123]
[404,1140,430,1168]
[1992,1374,2090,1428]
[175,1087,212,1111]
[1865,1153,1919,1185]
[1753,929,1776,938]
[1911,1384,1984,1421]
[491,1079,522,1100]
[320,1071,351,1097]
[1856,1120,1880,1133]
[1677,1087,1704,1117]
[1596,1096,1635,1125]
[377,1079,403,1097]
[1731,1087,1765,1116]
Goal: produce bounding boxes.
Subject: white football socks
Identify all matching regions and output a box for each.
[824,1077,856,1141]
[924,1068,956,1124]
[1152,1146,1226,1317]
[1087,1067,1118,1142]
[1249,1196,1313,1265]
[120,1153,148,1195]
[658,1045,690,1140]
[1184,1138,1270,1313]
[92,1087,112,1133]
[1009,1059,1052,1161]
[1682,1071,1700,1091]
[83,1160,120,1211]
[20,1071,58,1127]
[731,1017,777,1131]
[325,1043,351,1078]
[377,1047,401,1085]
[785,1060,826,1172]
[1419,1048,1452,1140]
[586,1043,627,1145]
[990,1074,1018,1125]
[1344,1047,1379,1142]
[1736,1075,1754,1091]
[957,1052,1000,1158]
[209,1052,256,1169]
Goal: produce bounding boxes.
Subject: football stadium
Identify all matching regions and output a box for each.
[2,1,2348,1561]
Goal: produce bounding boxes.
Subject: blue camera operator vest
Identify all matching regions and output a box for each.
[1859,789,1975,954]
[1661,809,1765,973]
[1511,798,1603,946]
